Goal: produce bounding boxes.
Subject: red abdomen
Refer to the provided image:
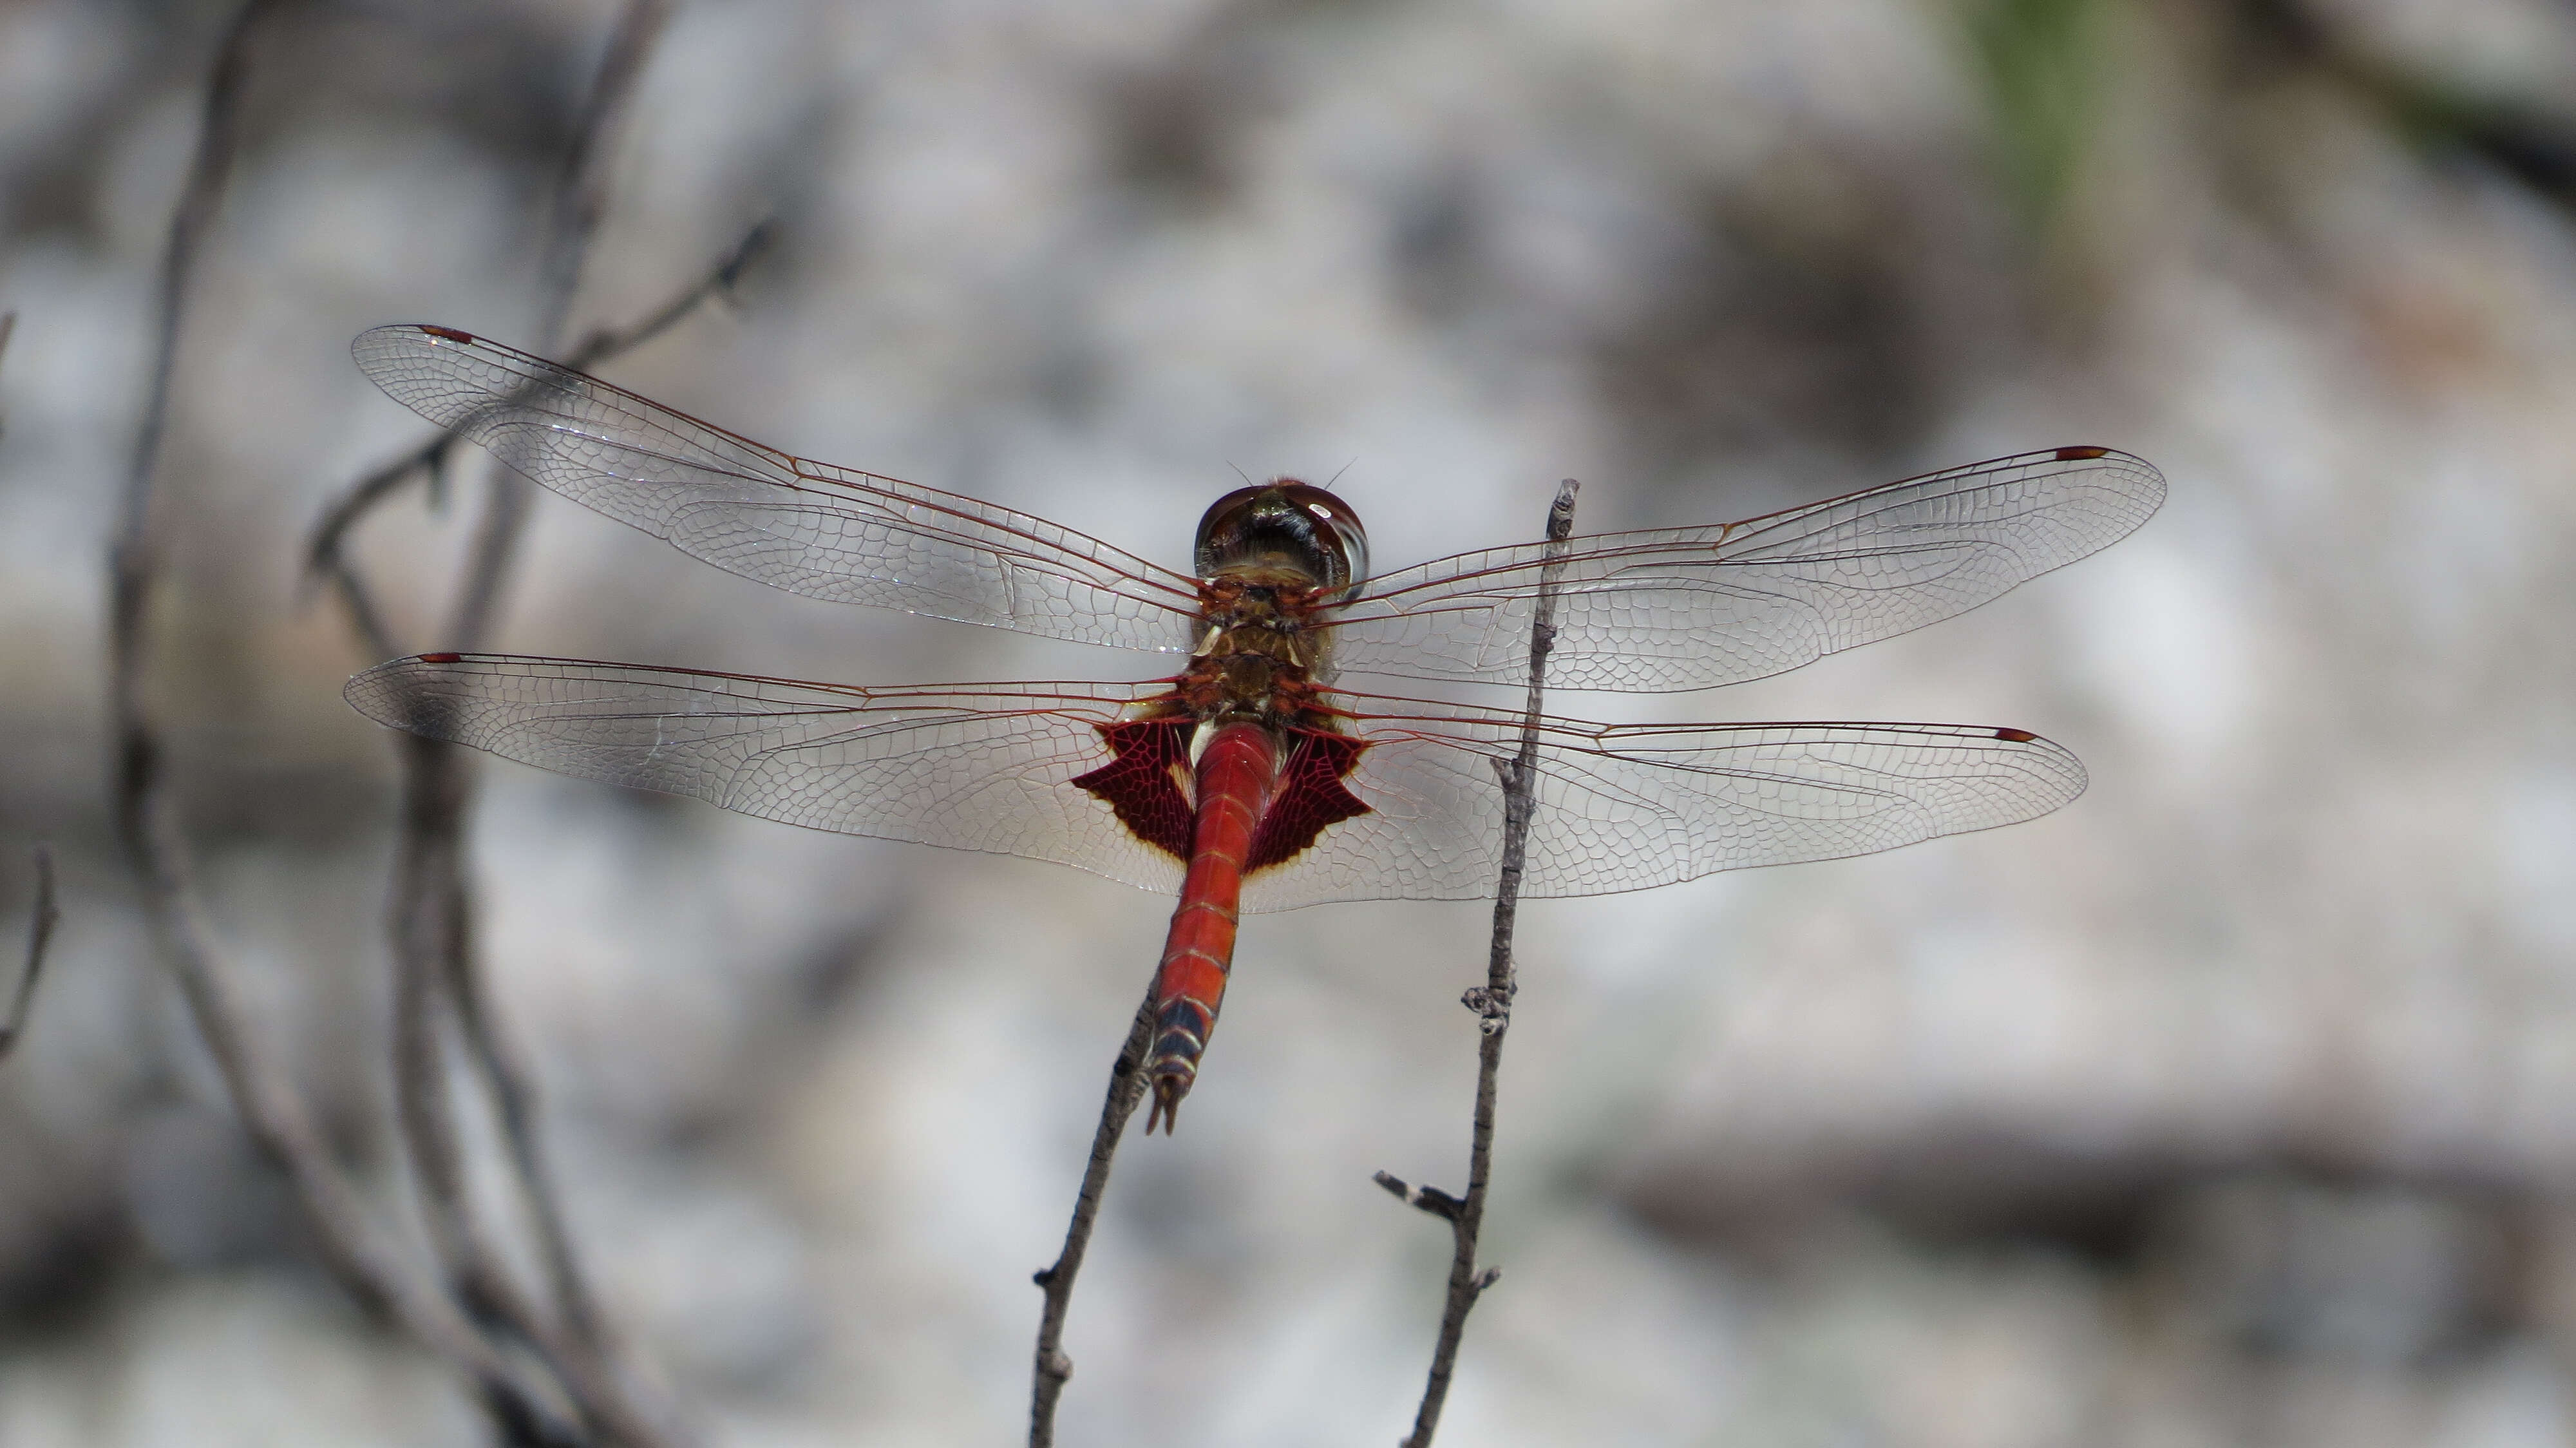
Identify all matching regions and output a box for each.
[1142,722,1281,1133]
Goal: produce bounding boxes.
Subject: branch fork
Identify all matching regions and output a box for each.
[105,4,730,1441]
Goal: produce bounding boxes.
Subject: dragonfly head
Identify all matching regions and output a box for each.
[1194,480,1370,598]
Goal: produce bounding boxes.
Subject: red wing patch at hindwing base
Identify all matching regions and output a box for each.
[1074,720,1370,871]
[1246,729,1369,872]
[1072,719,1197,862]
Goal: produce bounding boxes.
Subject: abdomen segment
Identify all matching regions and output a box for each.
[1142,723,1282,1133]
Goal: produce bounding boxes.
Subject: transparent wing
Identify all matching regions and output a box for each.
[350,325,1204,651]
[344,654,1183,896]
[1320,448,2165,691]
[1244,693,2085,910]
[345,658,2084,915]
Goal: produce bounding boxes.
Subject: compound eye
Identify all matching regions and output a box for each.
[1192,481,1371,594]
[1273,484,1370,593]
[1193,486,1273,569]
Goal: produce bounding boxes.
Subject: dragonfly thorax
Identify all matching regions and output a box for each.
[1177,622,1332,723]
[1192,571,1339,682]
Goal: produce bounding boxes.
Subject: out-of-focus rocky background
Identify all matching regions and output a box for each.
[5,0,2575,1443]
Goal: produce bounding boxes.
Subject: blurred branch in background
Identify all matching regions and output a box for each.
[1028,987,1163,1448]
[303,216,775,663]
[0,847,60,1062]
[103,1,581,1437]
[0,310,17,440]
[2246,0,2576,213]
[390,0,661,1414]
[328,4,694,1444]
[449,0,670,654]
[321,209,770,1448]
[1378,477,1580,1448]
[99,1,743,1442]
[22,0,2576,1438]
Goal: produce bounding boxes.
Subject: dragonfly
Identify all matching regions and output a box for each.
[342,323,2164,1131]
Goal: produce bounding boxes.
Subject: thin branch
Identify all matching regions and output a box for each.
[564,218,773,372]
[302,215,766,658]
[301,213,764,1448]
[1381,478,1580,1448]
[386,759,670,1447]
[374,6,686,1444]
[303,435,455,661]
[437,224,770,1379]
[450,0,671,653]
[302,211,766,661]
[0,310,18,439]
[1,846,61,1060]
[103,4,576,1434]
[1028,982,1164,1448]
[446,915,595,1342]
[127,750,576,1432]
[436,214,768,1427]
[532,5,669,361]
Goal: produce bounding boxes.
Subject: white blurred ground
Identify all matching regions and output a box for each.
[6,0,2576,1443]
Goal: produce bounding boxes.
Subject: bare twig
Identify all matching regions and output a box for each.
[450,0,671,651]
[1,847,61,1060]
[1030,482,1578,1447]
[0,309,17,439]
[303,216,770,660]
[303,196,764,1448]
[1381,478,1580,1448]
[126,743,576,1433]
[386,761,672,1447]
[303,435,454,662]
[1369,1170,1463,1222]
[302,6,685,650]
[450,217,765,1417]
[103,3,576,1434]
[370,6,687,1444]
[434,214,765,1374]
[1028,982,1164,1448]
[422,189,752,1350]
[563,218,773,370]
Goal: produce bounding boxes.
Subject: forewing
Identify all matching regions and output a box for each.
[344,654,1182,895]
[350,325,1202,650]
[1323,448,2164,691]
[1244,696,2085,910]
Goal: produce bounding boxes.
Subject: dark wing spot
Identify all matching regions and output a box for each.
[1994,727,2038,743]
[2053,445,2109,461]
[418,652,462,663]
[418,325,475,343]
